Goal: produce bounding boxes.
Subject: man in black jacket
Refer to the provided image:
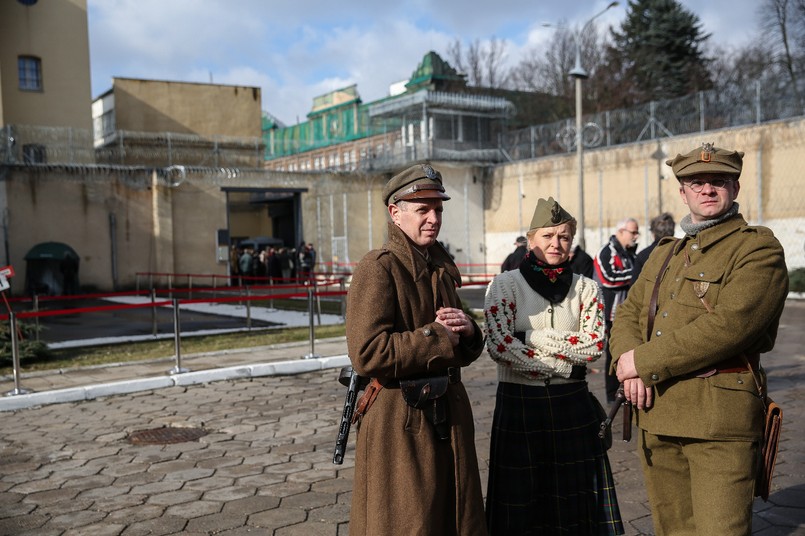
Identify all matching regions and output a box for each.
[569,244,594,278]
[500,236,528,272]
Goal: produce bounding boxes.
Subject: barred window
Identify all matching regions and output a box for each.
[18,56,42,91]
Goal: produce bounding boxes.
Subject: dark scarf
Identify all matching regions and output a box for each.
[518,250,573,303]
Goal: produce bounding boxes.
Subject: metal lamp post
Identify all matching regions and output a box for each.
[561,1,619,250]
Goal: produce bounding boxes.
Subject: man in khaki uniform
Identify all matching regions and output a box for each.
[610,143,788,535]
[346,163,486,535]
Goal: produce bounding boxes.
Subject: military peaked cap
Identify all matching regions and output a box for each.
[666,142,744,179]
[382,163,451,206]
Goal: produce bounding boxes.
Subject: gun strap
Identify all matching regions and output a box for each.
[619,242,675,442]
[647,243,677,341]
[352,378,383,425]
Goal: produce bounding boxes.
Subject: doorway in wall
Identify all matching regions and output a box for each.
[223,187,307,250]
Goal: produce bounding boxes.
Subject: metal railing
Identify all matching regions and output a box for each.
[1,276,349,395]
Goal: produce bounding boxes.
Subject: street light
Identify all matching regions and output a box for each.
[546,1,618,251]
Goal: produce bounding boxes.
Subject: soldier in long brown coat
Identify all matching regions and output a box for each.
[346,163,486,536]
[611,143,788,535]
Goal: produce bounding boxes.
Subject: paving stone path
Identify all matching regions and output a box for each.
[1,302,804,535]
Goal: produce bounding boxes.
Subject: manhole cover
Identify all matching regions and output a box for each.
[128,427,207,445]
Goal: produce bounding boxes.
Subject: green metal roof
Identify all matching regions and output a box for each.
[262,51,494,160]
[405,51,466,92]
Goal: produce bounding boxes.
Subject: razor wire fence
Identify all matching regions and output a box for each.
[500,80,805,161]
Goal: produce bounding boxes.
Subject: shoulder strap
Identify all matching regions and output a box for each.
[647,243,676,342]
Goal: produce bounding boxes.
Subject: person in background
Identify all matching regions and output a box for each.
[346,163,486,535]
[256,249,268,279]
[297,241,312,281]
[278,247,292,283]
[229,245,241,286]
[307,242,317,276]
[501,235,528,272]
[569,243,594,278]
[593,217,639,402]
[484,196,623,535]
[267,247,282,284]
[632,212,675,281]
[611,143,788,535]
[238,247,254,285]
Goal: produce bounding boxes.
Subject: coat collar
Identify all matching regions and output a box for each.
[692,213,746,252]
[384,222,462,285]
[672,213,747,254]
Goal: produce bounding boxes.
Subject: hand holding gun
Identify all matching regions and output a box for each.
[333,365,368,465]
[598,385,632,443]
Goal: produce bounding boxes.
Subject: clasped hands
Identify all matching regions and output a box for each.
[616,349,654,410]
[435,307,475,346]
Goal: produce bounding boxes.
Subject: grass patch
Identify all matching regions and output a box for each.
[790,268,805,293]
[0,324,345,375]
[1,299,482,376]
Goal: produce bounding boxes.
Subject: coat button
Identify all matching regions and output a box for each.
[423,328,432,336]
[662,311,668,318]
[737,379,744,384]
[547,308,553,313]
[699,272,705,277]
[691,244,700,250]
[656,330,662,337]
[651,374,660,381]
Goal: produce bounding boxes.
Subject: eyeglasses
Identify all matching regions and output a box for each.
[619,228,639,236]
[683,178,733,193]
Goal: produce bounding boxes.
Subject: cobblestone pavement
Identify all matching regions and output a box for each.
[1,302,803,535]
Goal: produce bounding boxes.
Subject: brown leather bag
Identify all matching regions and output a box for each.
[740,356,783,502]
[756,397,783,501]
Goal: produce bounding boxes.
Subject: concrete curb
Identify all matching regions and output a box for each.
[0,354,350,412]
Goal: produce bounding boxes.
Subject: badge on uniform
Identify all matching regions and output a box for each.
[422,164,438,180]
[699,142,714,162]
[550,201,562,223]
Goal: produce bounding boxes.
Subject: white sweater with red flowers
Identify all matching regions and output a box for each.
[484,270,606,385]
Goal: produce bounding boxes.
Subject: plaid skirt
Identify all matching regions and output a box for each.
[486,381,624,536]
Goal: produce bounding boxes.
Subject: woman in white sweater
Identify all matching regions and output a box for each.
[484,197,624,536]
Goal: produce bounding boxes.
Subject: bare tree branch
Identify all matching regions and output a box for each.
[445,37,512,89]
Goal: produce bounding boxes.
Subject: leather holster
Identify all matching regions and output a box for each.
[399,376,451,440]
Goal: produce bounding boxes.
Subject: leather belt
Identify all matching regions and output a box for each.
[693,353,759,378]
[385,367,461,388]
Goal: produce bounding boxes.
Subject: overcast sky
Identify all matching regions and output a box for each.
[87,0,763,126]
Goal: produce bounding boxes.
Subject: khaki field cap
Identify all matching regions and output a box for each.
[529,197,574,231]
[382,163,451,206]
[666,142,744,179]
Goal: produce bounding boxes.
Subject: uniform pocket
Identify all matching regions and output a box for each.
[705,372,765,439]
[678,264,724,309]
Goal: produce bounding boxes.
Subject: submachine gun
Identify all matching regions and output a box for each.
[599,384,633,443]
[333,365,369,465]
